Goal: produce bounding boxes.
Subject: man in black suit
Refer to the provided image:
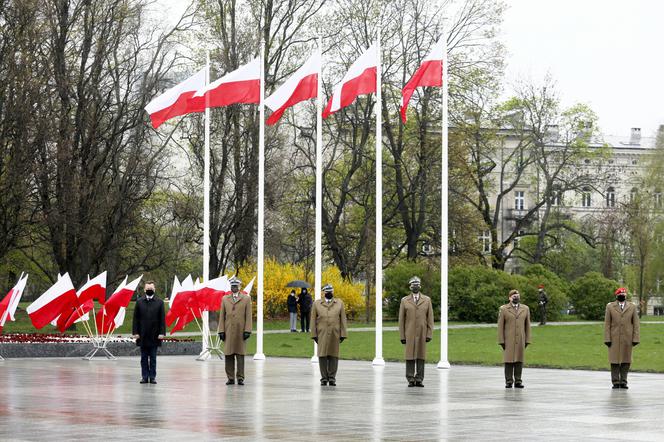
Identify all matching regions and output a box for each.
[298,287,312,333]
[132,281,165,384]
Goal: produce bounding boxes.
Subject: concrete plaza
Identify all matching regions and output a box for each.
[0,356,663,441]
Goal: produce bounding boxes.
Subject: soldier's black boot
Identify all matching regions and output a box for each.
[415,381,424,387]
[505,383,513,388]
[612,384,620,389]
[514,382,524,388]
[408,381,415,387]
[226,379,235,385]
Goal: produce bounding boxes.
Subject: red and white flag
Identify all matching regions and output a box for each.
[400,37,444,123]
[192,58,260,109]
[96,275,142,334]
[57,272,107,332]
[323,43,378,118]
[166,275,194,328]
[145,69,206,129]
[196,275,230,312]
[27,273,78,330]
[0,273,28,332]
[265,53,320,125]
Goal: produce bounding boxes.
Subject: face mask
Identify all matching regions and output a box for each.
[145,289,154,297]
[617,294,626,302]
[324,292,333,300]
[231,286,239,294]
[512,296,520,304]
[411,285,420,294]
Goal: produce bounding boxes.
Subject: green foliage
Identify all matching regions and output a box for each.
[569,272,621,320]
[384,261,440,319]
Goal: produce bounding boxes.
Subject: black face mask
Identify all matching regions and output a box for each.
[324,292,333,300]
[145,289,154,297]
[512,296,520,304]
[411,286,420,294]
[617,294,626,302]
[231,286,239,294]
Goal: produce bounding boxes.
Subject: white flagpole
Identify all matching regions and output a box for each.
[254,40,266,361]
[312,36,323,364]
[200,49,211,360]
[437,31,451,369]
[373,31,385,366]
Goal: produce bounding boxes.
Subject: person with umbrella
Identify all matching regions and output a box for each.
[286,280,312,333]
[287,289,298,332]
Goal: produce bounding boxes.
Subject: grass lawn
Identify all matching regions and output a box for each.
[240,323,664,373]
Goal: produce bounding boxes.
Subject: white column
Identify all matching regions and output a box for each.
[312,37,323,363]
[200,50,211,359]
[254,41,266,361]
[437,32,450,369]
[372,32,385,366]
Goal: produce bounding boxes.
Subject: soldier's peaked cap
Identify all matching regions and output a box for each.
[322,284,333,292]
[408,276,421,285]
[230,276,242,286]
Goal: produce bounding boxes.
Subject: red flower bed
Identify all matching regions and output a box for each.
[0,333,193,343]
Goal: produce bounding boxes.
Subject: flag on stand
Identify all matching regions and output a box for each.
[196,275,230,312]
[96,275,143,334]
[0,274,28,333]
[145,69,206,129]
[400,36,444,123]
[265,52,320,125]
[57,272,107,333]
[169,277,202,334]
[323,43,378,118]
[192,58,261,109]
[27,273,78,329]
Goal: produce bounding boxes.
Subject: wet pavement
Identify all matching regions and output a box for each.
[0,356,663,440]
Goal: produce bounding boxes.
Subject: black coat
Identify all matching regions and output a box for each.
[132,296,166,348]
[298,291,312,313]
[287,294,298,313]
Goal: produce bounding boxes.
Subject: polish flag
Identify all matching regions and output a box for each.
[56,272,108,332]
[0,273,28,332]
[166,275,195,327]
[323,43,378,118]
[265,52,320,125]
[400,37,444,123]
[145,69,206,129]
[196,275,230,312]
[192,58,260,109]
[170,277,203,334]
[27,273,78,330]
[96,275,143,334]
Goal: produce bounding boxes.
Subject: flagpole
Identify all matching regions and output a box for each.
[437,31,451,369]
[312,36,323,364]
[254,39,266,361]
[373,30,385,366]
[200,49,211,360]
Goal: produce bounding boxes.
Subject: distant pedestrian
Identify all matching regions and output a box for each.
[497,289,531,388]
[538,284,548,325]
[398,276,433,387]
[604,287,640,389]
[311,284,347,386]
[132,281,165,385]
[287,290,298,332]
[298,287,312,332]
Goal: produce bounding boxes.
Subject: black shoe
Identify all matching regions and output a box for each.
[408,381,415,387]
[226,379,235,385]
[321,380,327,386]
[140,379,148,384]
[612,384,620,389]
[149,379,157,384]
[328,381,336,386]
[514,382,524,389]
[415,381,424,387]
[505,383,513,388]
[238,379,244,386]
[620,383,628,389]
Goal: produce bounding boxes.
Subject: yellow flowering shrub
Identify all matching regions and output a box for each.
[236,258,365,319]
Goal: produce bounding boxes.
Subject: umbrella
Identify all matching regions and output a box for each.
[286,280,311,288]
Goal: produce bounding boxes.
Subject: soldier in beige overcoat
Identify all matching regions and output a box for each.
[311,284,347,386]
[398,276,434,387]
[217,277,252,385]
[604,287,640,389]
[497,289,531,388]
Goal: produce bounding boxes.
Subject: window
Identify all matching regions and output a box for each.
[479,230,491,253]
[515,191,525,211]
[632,159,638,165]
[582,188,592,208]
[606,187,616,208]
[630,188,638,203]
[551,191,563,207]
[655,190,663,209]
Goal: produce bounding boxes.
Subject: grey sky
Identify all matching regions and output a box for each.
[501,0,664,138]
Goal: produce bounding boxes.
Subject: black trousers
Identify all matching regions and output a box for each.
[226,354,245,381]
[539,305,547,324]
[301,311,311,332]
[504,362,523,384]
[141,346,158,380]
[319,356,339,382]
[611,363,631,385]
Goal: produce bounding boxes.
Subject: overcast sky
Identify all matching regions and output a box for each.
[500,0,664,138]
